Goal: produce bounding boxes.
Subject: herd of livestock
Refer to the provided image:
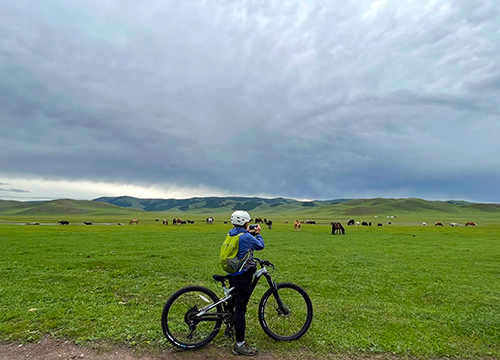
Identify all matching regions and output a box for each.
[23,218,477,233]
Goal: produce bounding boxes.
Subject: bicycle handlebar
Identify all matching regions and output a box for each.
[254,257,274,268]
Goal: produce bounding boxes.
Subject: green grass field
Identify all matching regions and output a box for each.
[0,214,499,358]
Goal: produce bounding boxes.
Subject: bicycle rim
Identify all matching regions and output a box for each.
[161,286,222,349]
[258,282,313,341]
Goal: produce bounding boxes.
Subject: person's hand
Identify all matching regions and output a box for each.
[254,224,261,234]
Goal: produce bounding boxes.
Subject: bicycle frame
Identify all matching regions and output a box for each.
[193,263,287,323]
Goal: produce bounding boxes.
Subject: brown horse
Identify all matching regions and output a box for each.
[331,222,345,235]
[294,220,301,231]
[435,222,443,226]
[465,222,476,226]
[129,219,139,225]
[162,219,168,225]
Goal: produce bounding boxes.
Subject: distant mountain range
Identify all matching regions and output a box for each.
[92,196,498,216]
[1,196,499,217]
[92,195,351,212]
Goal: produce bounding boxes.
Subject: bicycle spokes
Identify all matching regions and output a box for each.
[162,286,222,348]
[258,282,313,341]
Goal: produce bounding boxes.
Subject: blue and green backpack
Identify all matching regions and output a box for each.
[220,233,250,273]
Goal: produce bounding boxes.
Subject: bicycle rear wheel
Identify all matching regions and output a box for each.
[161,285,223,349]
[258,282,313,341]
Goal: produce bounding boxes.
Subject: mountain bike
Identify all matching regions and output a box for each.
[161,258,313,349]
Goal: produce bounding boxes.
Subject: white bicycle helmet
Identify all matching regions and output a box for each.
[231,210,251,226]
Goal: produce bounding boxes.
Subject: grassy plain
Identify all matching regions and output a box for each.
[0,212,499,358]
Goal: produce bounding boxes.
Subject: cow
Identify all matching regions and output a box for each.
[435,222,443,226]
[465,222,477,226]
[294,220,301,231]
[129,219,139,225]
[58,220,69,225]
[347,219,355,226]
[331,222,345,235]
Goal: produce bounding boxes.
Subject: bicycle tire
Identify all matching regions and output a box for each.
[161,285,223,349]
[258,282,313,341]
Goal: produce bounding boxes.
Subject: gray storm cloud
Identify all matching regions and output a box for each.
[1,0,499,202]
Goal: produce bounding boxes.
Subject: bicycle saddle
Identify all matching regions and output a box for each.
[212,274,230,282]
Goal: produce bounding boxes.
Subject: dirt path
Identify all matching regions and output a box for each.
[0,337,326,360]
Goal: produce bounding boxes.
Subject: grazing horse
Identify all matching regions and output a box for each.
[465,222,476,226]
[422,222,427,226]
[83,222,92,225]
[331,222,345,235]
[450,222,458,227]
[129,219,139,225]
[347,219,355,226]
[294,220,301,231]
[435,222,443,226]
[58,220,69,225]
[163,219,168,225]
[265,219,273,229]
[206,217,214,224]
[362,222,368,226]
[254,218,263,224]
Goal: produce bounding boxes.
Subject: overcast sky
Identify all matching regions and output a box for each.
[1,0,499,203]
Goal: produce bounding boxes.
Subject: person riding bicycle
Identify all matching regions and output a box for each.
[224,210,265,356]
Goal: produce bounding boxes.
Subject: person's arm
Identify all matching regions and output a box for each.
[250,233,264,250]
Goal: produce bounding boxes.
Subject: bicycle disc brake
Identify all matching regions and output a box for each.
[184,306,200,338]
[276,303,291,316]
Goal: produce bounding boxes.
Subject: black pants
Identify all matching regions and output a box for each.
[229,268,255,342]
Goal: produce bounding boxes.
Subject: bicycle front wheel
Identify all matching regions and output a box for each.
[258,282,313,341]
[161,285,223,349]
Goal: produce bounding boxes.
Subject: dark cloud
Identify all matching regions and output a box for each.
[0,188,30,193]
[1,1,499,202]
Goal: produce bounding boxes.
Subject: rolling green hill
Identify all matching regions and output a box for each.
[0,199,143,216]
[2,196,500,220]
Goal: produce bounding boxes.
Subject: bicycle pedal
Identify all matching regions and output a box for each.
[223,328,234,339]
